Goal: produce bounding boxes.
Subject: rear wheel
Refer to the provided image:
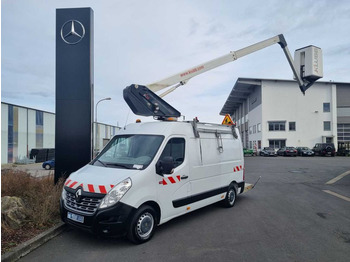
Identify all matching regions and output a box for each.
[127,205,157,244]
[223,184,237,208]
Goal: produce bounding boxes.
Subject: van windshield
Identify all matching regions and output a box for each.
[92,135,164,170]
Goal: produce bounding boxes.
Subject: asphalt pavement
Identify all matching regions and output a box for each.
[18,156,350,262]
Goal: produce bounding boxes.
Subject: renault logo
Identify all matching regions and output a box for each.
[75,188,82,202]
[61,20,85,45]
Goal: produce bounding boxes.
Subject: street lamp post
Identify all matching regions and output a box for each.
[94,97,111,157]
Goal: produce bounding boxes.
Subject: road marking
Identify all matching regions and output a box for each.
[325,170,350,185]
[323,190,350,202]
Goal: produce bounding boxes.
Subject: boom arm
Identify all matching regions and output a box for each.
[147,34,315,96]
[123,34,323,118]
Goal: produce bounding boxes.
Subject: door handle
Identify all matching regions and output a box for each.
[181,175,188,179]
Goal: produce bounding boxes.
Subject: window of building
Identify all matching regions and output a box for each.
[160,138,185,168]
[36,110,43,148]
[268,121,286,131]
[249,126,252,134]
[289,122,296,131]
[253,125,257,134]
[326,137,333,143]
[269,139,286,149]
[323,103,330,112]
[324,121,331,131]
[257,123,261,133]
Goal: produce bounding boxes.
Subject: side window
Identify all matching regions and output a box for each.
[160,138,185,168]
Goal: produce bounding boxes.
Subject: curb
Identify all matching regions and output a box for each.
[1,222,67,262]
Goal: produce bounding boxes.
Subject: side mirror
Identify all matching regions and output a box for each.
[156,156,174,176]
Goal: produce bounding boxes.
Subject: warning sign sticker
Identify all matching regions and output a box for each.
[222,114,234,126]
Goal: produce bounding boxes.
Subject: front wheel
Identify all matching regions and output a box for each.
[45,164,51,170]
[127,205,157,244]
[223,184,237,208]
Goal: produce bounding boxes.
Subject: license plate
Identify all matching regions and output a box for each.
[327,152,331,155]
[67,212,84,223]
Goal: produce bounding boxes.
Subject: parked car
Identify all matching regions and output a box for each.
[42,159,55,170]
[312,143,335,156]
[260,147,277,157]
[277,147,297,156]
[296,147,315,156]
[243,148,254,156]
[337,142,350,156]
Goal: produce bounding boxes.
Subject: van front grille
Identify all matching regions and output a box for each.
[65,191,102,215]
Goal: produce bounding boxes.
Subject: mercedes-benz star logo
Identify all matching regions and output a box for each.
[61,20,85,45]
[75,188,82,202]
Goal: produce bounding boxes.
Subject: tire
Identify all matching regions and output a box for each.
[45,164,51,170]
[223,184,237,208]
[127,205,157,244]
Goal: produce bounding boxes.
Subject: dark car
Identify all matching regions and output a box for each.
[277,147,297,156]
[260,147,276,157]
[296,147,315,156]
[312,143,335,156]
[42,159,55,170]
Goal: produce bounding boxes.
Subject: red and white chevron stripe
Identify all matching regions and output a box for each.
[160,175,181,185]
[233,165,243,172]
[64,179,114,194]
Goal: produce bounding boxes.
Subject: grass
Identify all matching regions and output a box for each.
[1,169,64,254]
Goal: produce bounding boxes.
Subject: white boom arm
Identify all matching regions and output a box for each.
[147,34,315,96]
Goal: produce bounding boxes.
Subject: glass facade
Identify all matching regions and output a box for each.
[338,124,350,141]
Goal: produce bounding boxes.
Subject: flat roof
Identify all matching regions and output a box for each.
[1,101,55,115]
[220,78,349,116]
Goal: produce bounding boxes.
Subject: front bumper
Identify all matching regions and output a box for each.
[302,152,314,156]
[60,198,136,237]
[263,152,276,156]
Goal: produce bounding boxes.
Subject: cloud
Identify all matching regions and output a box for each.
[2,0,350,126]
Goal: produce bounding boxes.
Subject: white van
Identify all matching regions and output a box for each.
[60,119,245,244]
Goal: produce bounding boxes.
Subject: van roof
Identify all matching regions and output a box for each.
[121,121,193,136]
[119,121,236,138]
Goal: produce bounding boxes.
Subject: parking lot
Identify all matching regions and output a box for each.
[1,162,53,177]
[19,156,350,262]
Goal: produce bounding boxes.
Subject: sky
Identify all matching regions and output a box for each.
[2,0,350,126]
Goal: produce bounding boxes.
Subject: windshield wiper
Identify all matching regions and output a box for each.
[95,160,107,167]
[105,163,132,169]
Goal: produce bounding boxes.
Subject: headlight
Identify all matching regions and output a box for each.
[61,188,66,201]
[99,178,132,209]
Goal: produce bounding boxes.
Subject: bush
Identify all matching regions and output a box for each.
[1,170,64,253]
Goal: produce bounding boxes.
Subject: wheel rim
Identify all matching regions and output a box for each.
[136,212,154,239]
[228,189,236,205]
[45,165,50,170]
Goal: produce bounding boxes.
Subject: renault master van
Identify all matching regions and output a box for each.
[60,119,244,244]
